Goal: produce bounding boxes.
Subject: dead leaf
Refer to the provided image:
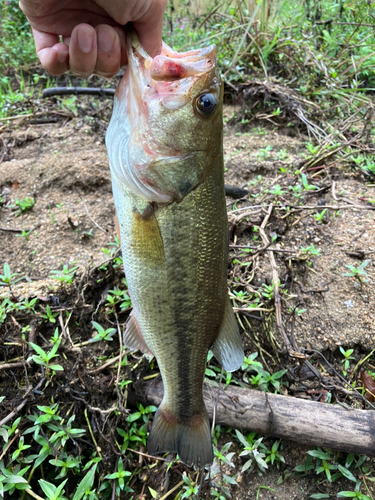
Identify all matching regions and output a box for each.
[360,371,375,402]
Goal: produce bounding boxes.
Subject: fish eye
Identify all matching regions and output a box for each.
[196,93,217,117]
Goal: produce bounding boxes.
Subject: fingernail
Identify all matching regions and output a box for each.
[97,26,115,53]
[78,29,94,54]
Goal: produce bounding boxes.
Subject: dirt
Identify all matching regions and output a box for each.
[1,103,374,499]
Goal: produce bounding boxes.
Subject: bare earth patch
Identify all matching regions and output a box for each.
[1,105,374,499]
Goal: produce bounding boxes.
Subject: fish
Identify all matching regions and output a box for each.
[105,32,243,468]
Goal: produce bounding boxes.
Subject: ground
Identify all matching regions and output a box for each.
[0,101,374,499]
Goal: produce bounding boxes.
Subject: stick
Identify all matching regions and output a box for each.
[42,87,115,98]
[146,380,375,457]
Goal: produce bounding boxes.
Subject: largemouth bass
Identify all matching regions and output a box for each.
[105,33,243,468]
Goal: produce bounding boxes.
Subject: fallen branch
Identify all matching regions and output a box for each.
[145,379,375,457]
[42,87,115,98]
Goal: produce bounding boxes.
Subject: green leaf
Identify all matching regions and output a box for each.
[49,365,64,371]
[38,479,56,499]
[148,486,158,498]
[307,450,331,460]
[337,493,357,498]
[235,429,250,448]
[29,342,47,358]
[3,475,28,484]
[72,464,98,500]
[338,465,357,483]
[0,428,8,442]
[310,494,330,499]
[127,412,141,423]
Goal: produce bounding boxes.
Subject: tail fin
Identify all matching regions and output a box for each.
[148,405,213,468]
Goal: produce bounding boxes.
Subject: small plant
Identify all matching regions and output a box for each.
[277,149,289,160]
[50,264,79,284]
[269,184,285,197]
[38,478,69,500]
[106,286,132,313]
[265,440,285,468]
[181,474,198,499]
[235,430,268,473]
[0,262,23,288]
[313,208,328,224]
[300,244,322,256]
[337,481,372,499]
[40,304,59,323]
[301,173,319,191]
[103,458,133,496]
[28,337,64,374]
[305,142,320,156]
[340,347,355,376]
[343,261,369,283]
[15,228,32,241]
[257,145,272,160]
[90,321,116,342]
[11,196,35,215]
[126,402,157,425]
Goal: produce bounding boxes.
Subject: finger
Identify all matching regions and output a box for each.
[69,24,97,77]
[32,29,69,75]
[133,0,168,57]
[94,25,122,77]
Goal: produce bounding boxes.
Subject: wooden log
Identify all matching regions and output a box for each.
[145,379,375,456]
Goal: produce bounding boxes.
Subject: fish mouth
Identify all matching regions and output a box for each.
[106,32,221,204]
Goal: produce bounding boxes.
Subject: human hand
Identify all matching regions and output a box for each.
[19,0,168,77]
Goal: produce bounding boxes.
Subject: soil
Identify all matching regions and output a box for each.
[1,102,374,499]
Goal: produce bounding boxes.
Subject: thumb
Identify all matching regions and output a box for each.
[132,0,167,57]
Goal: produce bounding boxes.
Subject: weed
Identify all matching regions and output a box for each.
[343,261,369,283]
[103,458,133,495]
[269,184,285,197]
[10,196,35,215]
[40,305,58,323]
[15,228,32,241]
[300,245,322,256]
[90,321,116,342]
[0,262,23,288]
[301,173,319,192]
[313,209,328,224]
[181,474,198,498]
[50,264,79,284]
[257,146,273,160]
[235,430,268,473]
[28,337,63,375]
[340,347,355,377]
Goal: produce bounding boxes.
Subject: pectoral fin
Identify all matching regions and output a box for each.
[124,312,153,358]
[131,204,164,266]
[212,296,243,372]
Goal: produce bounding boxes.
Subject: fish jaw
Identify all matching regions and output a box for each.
[105,35,222,204]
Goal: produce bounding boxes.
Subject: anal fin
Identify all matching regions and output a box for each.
[124,312,153,358]
[211,295,243,372]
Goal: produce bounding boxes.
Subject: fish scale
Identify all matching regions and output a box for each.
[106,32,243,468]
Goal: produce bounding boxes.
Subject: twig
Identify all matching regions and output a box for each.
[159,480,184,500]
[0,227,32,233]
[25,490,44,500]
[114,311,123,386]
[42,87,115,98]
[127,447,169,462]
[230,244,296,253]
[0,377,45,427]
[83,201,107,233]
[0,434,18,462]
[0,113,33,122]
[84,408,103,457]
[87,350,127,374]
